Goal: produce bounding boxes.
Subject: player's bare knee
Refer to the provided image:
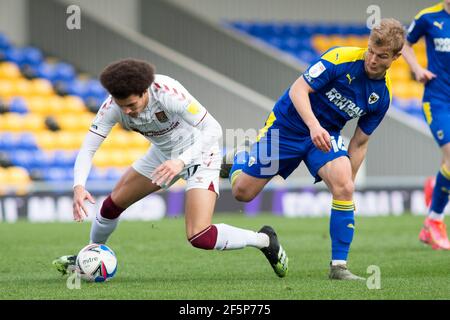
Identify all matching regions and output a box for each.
[331,180,354,199]
[232,184,255,202]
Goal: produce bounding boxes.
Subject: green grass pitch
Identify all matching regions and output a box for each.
[0,214,449,299]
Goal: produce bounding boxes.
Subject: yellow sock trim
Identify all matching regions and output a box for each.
[441,165,450,180]
[230,169,242,187]
[332,199,355,211]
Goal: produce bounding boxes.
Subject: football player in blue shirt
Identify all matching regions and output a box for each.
[221,19,406,279]
[402,1,450,250]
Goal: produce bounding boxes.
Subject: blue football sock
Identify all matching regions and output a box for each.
[430,165,450,214]
[330,200,355,261]
[229,150,249,186]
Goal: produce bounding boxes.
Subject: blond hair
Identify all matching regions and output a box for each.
[369,18,406,54]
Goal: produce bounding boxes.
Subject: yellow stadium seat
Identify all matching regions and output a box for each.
[0,167,6,194]
[6,166,30,184]
[94,150,129,168]
[35,131,57,150]
[6,166,31,195]
[56,131,82,150]
[311,35,330,54]
[408,82,424,100]
[78,113,94,131]
[64,95,86,113]
[416,53,428,68]
[111,131,130,149]
[46,96,65,115]
[23,114,45,132]
[392,82,411,99]
[127,149,146,163]
[92,150,110,168]
[0,80,14,99]
[0,62,22,79]
[0,167,7,182]
[1,113,25,132]
[30,78,54,97]
[26,96,48,115]
[57,114,82,131]
[12,78,32,97]
[354,36,368,48]
[127,131,150,149]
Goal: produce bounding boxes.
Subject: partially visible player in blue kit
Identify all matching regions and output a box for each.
[402,1,450,250]
[221,19,406,279]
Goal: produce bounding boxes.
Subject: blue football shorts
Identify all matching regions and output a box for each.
[243,112,349,183]
[423,100,450,147]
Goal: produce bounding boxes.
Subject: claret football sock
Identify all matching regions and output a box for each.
[90,195,124,244]
[330,199,355,262]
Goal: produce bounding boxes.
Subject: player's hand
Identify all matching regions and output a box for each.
[310,124,331,152]
[151,159,185,187]
[413,67,436,84]
[73,185,96,222]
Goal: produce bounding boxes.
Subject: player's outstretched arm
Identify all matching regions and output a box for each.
[72,131,105,221]
[289,76,331,152]
[401,42,436,84]
[348,127,370,182]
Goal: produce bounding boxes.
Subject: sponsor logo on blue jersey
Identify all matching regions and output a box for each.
[325,88,365,118]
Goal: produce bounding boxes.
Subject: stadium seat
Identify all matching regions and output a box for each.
[9,97,28,114]
[17,133,38,150]
[230,21,428,121]
[1,113,26,132]
[29,78,54,97]
[5,166,31,195]
[0,80,14,98]
[0,62,22,79]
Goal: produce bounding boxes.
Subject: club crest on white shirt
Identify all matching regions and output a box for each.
[155,111,169,122]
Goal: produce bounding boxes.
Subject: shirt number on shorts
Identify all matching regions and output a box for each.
[330,136,347,153]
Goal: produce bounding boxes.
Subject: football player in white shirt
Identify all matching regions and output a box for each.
[53,59,288,278]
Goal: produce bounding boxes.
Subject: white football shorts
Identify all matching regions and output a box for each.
[132,146,221,196]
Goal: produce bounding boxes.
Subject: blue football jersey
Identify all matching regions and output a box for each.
[407,2,450,102]
[273,46,392,136]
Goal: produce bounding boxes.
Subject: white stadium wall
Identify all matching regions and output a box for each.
[165,0,438,24]
[0,0,28,45]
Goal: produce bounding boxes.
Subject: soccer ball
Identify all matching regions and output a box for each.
[76,244,118,282]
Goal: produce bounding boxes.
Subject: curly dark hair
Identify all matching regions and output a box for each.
[100,59,155,99]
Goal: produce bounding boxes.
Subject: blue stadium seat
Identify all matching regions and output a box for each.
[9,97,28,114]
[0,133,17,151]
[29,150,53,169]
[0,33,11,50]
[87,168,103,181]
[10,150,33,169]
[45,168,69,182]
[3,47,26,66]
[105,168,122,181]
[18,133,38,150]
[52,150,76,168]
[53,62,76,82]
[22,47,43,67]
[35,62,58,82]
[86,79,107,100]
[66,79,90,100]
